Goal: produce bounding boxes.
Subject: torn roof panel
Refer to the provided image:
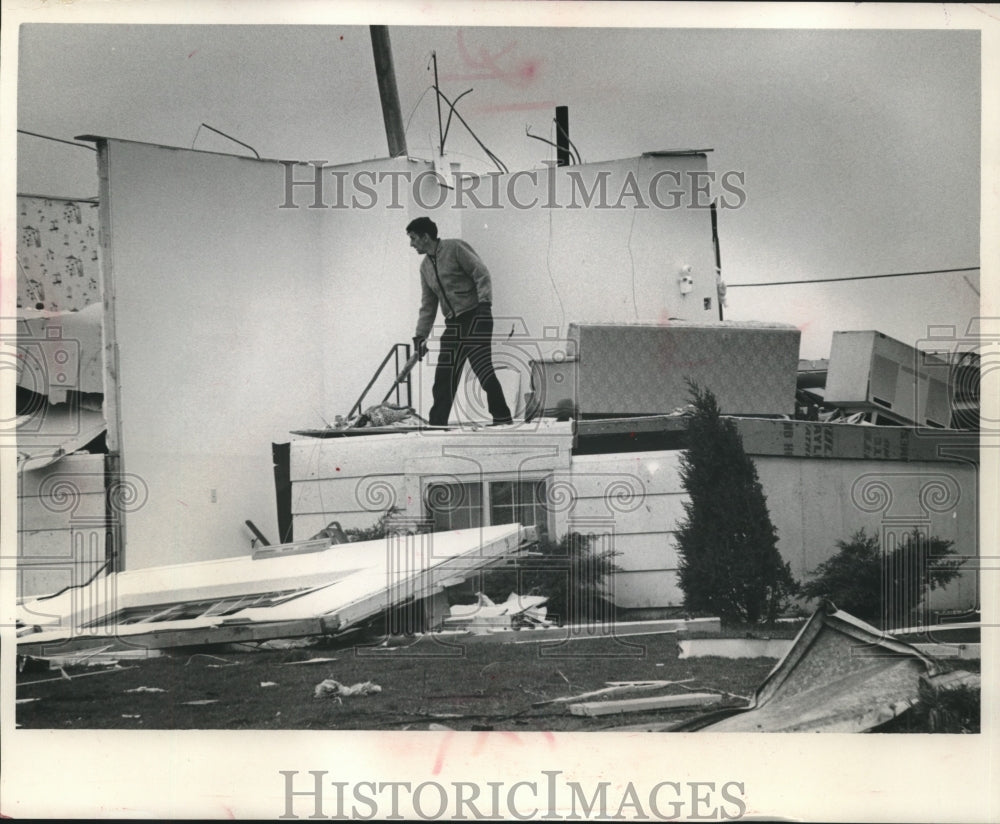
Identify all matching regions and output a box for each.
[17,524,529,649]
[674,605,939,733]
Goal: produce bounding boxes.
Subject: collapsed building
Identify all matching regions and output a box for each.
[12,136,980,652]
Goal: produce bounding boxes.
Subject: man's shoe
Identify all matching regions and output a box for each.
[489,418,514,427]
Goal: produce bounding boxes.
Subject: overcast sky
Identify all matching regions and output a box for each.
[13,17,985,358]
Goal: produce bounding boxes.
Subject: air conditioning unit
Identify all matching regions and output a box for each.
[824,331,952,428]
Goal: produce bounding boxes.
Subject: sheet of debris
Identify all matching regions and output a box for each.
[443,592,550,633]
[17,524,533,654]
[673,603,949,733]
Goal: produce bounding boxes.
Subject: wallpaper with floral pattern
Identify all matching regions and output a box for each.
[17,196,102,311]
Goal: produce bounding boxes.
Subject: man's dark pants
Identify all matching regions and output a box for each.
[429,306,513,426]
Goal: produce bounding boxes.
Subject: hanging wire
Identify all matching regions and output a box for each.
[566,136,583,165]
[525,126,571,163]
[552,117,582,164]
[193,123,260,159]
[727,266,980,288]
[433,87,507,174]
[403,85,435,137]
[441,88,474,151]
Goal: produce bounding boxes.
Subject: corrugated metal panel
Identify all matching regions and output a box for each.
[675,606,938,733]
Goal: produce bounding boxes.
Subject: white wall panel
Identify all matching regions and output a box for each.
[102,140,327,566]
[612,569,684,610]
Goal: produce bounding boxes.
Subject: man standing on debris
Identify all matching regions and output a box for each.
[407,216,514,427]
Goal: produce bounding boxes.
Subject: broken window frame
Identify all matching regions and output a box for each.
[82,587,317,628]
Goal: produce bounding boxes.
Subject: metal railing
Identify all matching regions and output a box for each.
[348,342,412,418]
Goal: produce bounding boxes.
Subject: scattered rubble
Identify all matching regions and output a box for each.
[15,598,978,735]
[445,592,550,633]
[313,679,383,700]
[325,402,428,430]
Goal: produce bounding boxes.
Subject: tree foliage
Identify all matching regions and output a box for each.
[800,527,964,627]
[343,507,400,542]
[675,383,798,623]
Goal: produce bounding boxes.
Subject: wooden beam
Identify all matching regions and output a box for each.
[677,638,793,659]
[569,692,722,717]
[887,621,980,635]
[93,137,127,571]
[532,679,694,707]
[245,520,272,547]
[463,616,717,644]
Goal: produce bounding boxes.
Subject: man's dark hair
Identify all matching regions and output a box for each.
[406,217,438,239]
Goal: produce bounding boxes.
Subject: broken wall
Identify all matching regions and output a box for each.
[99,139,328,567]
[14,214,108,596]
[17,453,108,598]
[96,139,464,569]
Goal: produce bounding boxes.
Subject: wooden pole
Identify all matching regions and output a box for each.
[555,105,570,167]
[370,26,408,158]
